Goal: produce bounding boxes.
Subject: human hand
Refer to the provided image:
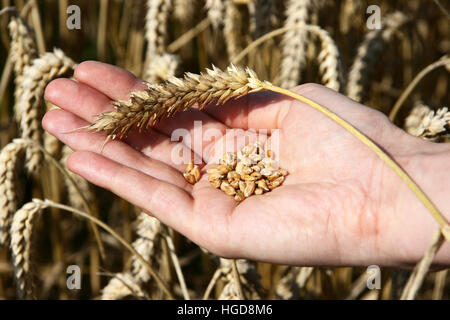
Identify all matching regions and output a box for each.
[43,61,450,268]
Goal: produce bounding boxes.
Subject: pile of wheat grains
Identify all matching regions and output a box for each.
[203,142,288,201]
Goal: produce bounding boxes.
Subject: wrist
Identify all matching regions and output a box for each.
[384,137,450,267]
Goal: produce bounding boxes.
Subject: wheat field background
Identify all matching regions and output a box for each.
[0,0,449,300]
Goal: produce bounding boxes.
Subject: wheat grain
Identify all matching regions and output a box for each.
[101,272,147,300]
[18,48,75,174]
[278,0,312,88]
[10,199,48,299]
[208,142,288,201]
[0,140,30,247]
[89,64,266,141]
[346,12,409,102]
[8,16,38,124]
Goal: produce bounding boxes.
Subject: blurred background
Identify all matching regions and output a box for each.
[0,0,448,300]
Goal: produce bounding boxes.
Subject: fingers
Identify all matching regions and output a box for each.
[45,78,196,172]
[74,61,147,100]
[43,109,192,190]
[67,151,196,235]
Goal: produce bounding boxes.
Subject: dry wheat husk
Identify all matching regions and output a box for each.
[89,64,266,141]
[18,48,75,174]
[10,199,48,299]
[0,140,31,247]
[101,272,148,300]
[61,145,92,210]
[8,16,38,124]
[404,103,450,141]
[346,12,409,102]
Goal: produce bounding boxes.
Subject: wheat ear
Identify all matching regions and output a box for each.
[404,103,450,141]
[130,213,162,284]
[101,272,148,300]
[143,0,171,81]
[311,25,341,91]
[275,266,314,299]
[10,199,48,299]
[346,12,409,102]
[205,0,226,30]
[224,0,243,60]
[0,140,30,247]
[8,16,39,123]
[18,48,75,174]
[278,0,312,88]
[89,65,266,141]
[217,259,263,300]
[145,53,181,83]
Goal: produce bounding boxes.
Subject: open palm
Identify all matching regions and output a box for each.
[43,62,450,268]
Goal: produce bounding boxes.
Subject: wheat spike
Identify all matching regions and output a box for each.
[18,48,75,174]
[404,103,450,141]
[174,0,195,25]
[275,266,314,299]
[217,259,263,300]
[8,16,39,123]
[60,145,92,210]
[346,12,409,102]
[130,213,162,283]
[145,53,181,83]
[101,272,148,300]
[0,140,31,247]
[224,0,243,59]
[278,0,312,88]
[10,199,48,299]
[312,25,341,91]
[205,0,226,30]
[89,64,266,141]
[144,0,171,78]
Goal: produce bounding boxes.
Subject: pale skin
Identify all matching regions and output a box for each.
[43,61,450,269]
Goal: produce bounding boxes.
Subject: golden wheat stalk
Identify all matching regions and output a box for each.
[18,48,75,174]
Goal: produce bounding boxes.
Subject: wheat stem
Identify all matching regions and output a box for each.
[36,199,174,299]
[263,83,450,238]
[389,57,450,122]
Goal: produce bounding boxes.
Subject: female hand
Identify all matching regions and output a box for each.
[43,61,450,268]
